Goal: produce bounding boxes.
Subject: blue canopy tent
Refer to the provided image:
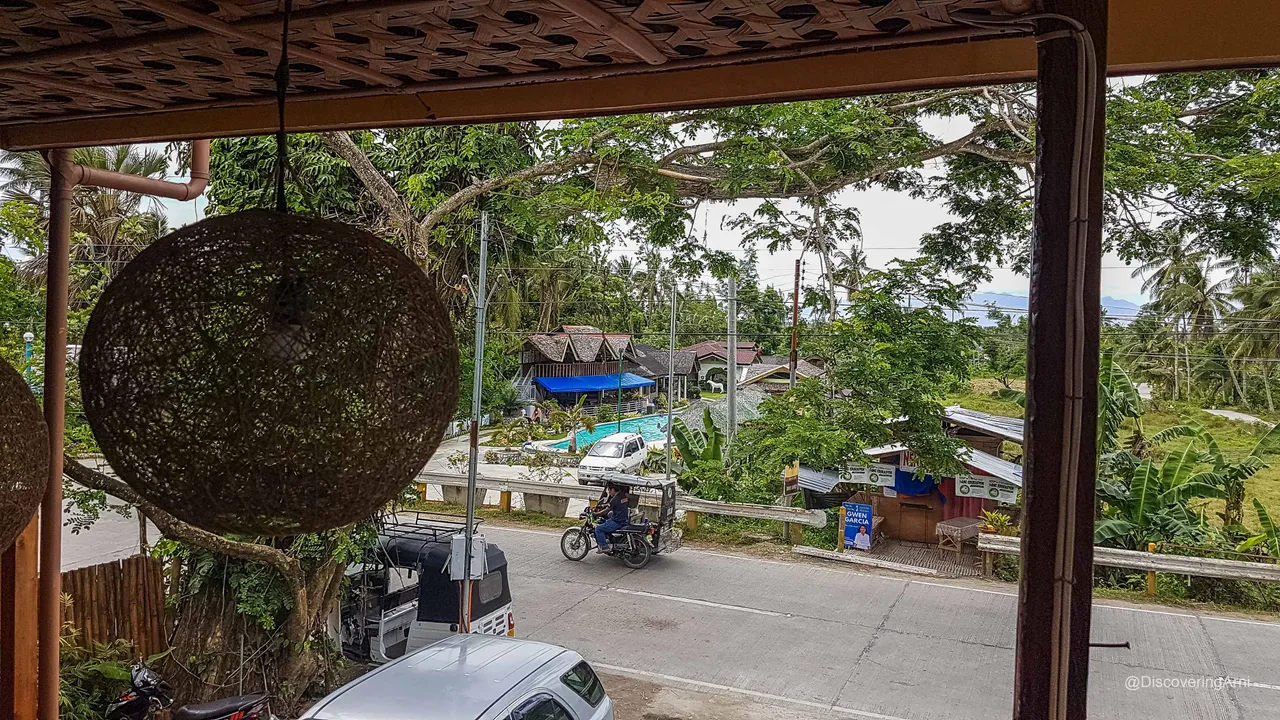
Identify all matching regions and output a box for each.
[534,373,657,415]
[534,373,655,393]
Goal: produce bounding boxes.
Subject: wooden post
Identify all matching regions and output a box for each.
[1,519,39,720]
[787,522,803,546]
[500,491,512,513]
[983,551,994,579]
[1146,543,1157,597]
[1014,4,1107,720]
[837,506,847,552]
[685,510,699,532]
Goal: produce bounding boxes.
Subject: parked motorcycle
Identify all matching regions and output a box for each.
[106,662,271,720]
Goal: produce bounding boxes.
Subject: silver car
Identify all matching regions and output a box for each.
[301,634,613,720]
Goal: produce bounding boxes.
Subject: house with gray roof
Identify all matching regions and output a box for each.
[631,343,699,404]
[518,325,655,413]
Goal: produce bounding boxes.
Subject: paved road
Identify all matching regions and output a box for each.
[60,502,159,571]
[484,525,1280,720]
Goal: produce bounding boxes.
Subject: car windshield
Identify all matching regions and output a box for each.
[589,441,624,458]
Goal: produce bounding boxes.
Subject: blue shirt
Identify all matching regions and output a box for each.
[607,493,630,524]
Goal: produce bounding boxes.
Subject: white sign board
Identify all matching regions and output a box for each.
[990,480,1019,504]
[956,474,1019,504]
[842,464,870,484]
[955,473,987,498]
[869,463,897,487]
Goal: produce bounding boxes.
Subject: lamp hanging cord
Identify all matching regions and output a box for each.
[273,0,294,213]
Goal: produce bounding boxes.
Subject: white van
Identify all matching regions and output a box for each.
[576,432,647,483]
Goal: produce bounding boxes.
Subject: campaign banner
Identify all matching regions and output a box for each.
[843,502,874,551]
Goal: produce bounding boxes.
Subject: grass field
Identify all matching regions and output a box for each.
[949,379,1280,530]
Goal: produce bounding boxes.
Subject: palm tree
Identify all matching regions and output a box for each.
[829,243,868,301]
[1,145,169,302]
[537,395,597,453]
[1225,265,1280,411]
[1131,232,1233,399]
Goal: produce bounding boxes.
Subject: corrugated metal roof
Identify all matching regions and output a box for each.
[797,466,842,493]
[863,444,906,458]
[944,406,1024,444]
[961,448,1023,487]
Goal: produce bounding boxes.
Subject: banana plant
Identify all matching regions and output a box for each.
[1237,499,1280,560]
[1095,443,1212,550]
[670,407,724,469]
[1155,421,1280,531]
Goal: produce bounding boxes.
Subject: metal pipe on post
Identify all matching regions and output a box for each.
[789,259,800,390]
[38,148,73,720]
[726,275,737,445]
[665,278,677,486]
[461,211,489,633]
[616,333,623,431]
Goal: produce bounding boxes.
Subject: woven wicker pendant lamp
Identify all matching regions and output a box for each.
[79,4,458,536]
[0,361,48,551]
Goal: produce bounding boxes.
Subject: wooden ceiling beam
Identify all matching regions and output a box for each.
[126,0,404,87]
[0,70,166,109]
[547,0,668,65]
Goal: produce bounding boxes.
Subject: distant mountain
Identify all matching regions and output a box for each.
[961,292,1141,326]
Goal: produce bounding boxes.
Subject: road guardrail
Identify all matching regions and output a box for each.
[977,533,1280,583]
[415,471,827,527]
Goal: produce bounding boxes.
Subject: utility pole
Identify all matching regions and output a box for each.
[789,259,800,390]
[616,331,624,431]
[461,210,489,632]
[726,274,737,444]
[665,277,677,485]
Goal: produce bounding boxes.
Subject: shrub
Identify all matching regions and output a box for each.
[597,404,615,424]
[483,450,499,464]
[446,450,468,473]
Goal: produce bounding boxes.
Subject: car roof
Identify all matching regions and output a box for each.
[597,432,641,442]
[303,635,568,720]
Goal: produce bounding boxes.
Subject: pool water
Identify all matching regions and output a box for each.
[550,414,671,450]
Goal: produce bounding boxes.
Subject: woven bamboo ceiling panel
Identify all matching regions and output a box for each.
[0,0,1025,126]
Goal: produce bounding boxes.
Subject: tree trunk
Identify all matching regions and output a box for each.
[164,556,345,715]
[1265,366,1276,413]
[1225,482,1245,530]
[1227,361,1247,407]
[137,508,148,554]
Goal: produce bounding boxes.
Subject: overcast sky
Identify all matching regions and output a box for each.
[46,123,1148,308]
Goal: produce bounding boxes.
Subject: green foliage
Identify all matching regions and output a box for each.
[1098,349,1144,456]
[976,310,1027,389]
[519,451,569,485]
[538,396,597,453]
[152,523,376,633]
[981,510,1018,537]
[596,404,615,424]
[755,261,973,473]
[59,601,170,720]
[670,407,725,487]
[1236,499,1280,558]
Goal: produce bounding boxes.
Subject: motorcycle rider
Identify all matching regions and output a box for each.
[592,484,630,553]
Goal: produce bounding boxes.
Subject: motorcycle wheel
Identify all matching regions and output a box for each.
[621,537,652,569]
[560,528,590,561]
